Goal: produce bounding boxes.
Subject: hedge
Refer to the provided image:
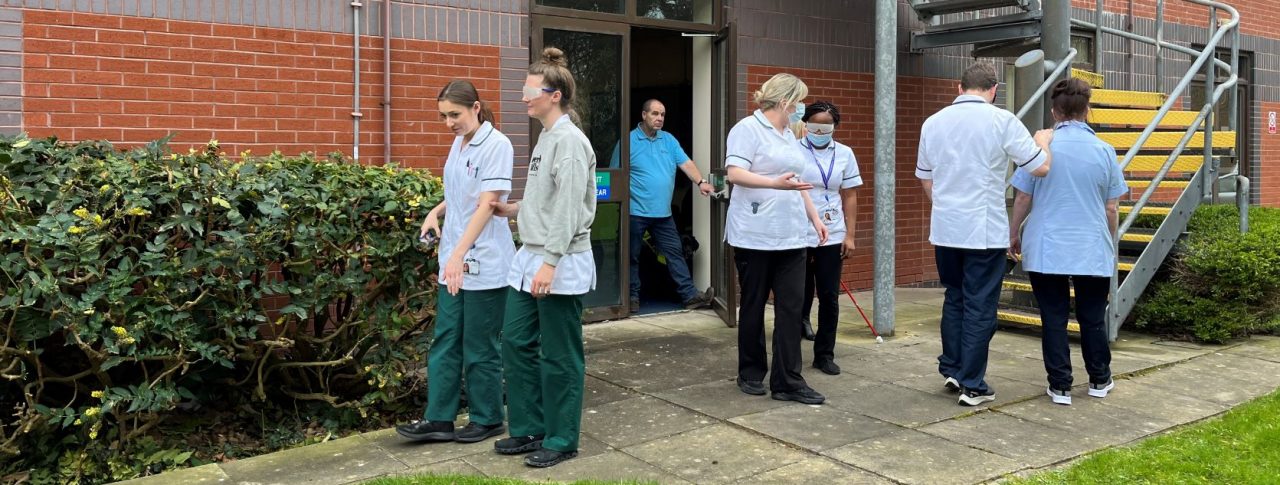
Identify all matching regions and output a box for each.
[1133,204,1280,343]
[0,135,442,483]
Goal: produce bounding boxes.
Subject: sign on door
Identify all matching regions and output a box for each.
[1268,111,1277,135]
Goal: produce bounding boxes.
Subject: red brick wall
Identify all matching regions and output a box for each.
[1070,0,1276,38]
[21,9,499,172]
[1261,102,1280,207]
[745,66,948,290]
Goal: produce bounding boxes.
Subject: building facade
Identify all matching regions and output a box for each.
[1,0,1276,321]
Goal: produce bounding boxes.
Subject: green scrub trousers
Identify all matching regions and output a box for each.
[501,288,586,452]
[424,287,507,426]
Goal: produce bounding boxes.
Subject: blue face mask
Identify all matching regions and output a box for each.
[788,102,806,124]
[806,132,832,147]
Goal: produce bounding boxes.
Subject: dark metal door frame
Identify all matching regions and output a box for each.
[709,22,736,328]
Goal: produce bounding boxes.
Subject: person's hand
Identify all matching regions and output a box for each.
[698,181,713,197]
[772,173,813,191]
[1033,129,1054,148]
[1008,233,1022,262]
[531,263,556,298]
[813,220,829,246]
[420,211,440,240]
[841,236,856,259]
[443,255,464,296]
[490,200,519,218]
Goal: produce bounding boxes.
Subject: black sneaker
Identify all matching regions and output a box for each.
[737,377,766,396]
[395,420,455,442]
[1088,379,1115,398]
[771,387,826,405]
[801,318,816,341]
[943,376,961,393]
[494,434,544,455]
[524,448,577,468]
[683,293,712,310]
[958,387,996,406]
[813,360,841,375]
[455,422,505,443]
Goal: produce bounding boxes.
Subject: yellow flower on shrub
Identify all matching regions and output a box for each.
[82,308,95,315]
[125,207,150,217]
[91,390,104,399]
[73,207,90,219]
[91,214,105,227]
[84,407,99,417]
[89,429,98,440]
[99,184,111,193]
[67,226,85,235]
[111,326,127,338]
[73,419,82,426]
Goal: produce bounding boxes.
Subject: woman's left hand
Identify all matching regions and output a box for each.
[841,236,856,259]
[443,255,465,296]
[532,263,557,298]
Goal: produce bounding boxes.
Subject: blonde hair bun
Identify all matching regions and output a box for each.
[541,47,568,68]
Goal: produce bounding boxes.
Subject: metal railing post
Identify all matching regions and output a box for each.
[873,0,897,338]
[1042,0,1072,127]
[1204,7,1217,203]
[1014,50,1046,133]
[1156,1,1165,94]
[1096,0,1105,76]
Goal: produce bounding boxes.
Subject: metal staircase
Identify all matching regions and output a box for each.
[908,0,1247,340]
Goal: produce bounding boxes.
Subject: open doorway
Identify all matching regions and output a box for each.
[629,27,697,315]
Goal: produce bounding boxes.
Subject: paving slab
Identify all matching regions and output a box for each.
[582,395,716,448]
[460,436,610,479]
[894,373,1043,404]
[371,458,484,480]
[640,310,729,333]
[995,391,1177,450]
[824,428,1022,485]
[584,375,640,408]
[830,382,975,428]
[1127,353,1280,406]
[739,456,894,484]
[584,320,681,350]
[519,451,692,484]
[1089,379,1229,424]
[361,428,492,469]
[985,350,1058,386]
[916,411,1095,467]
[649,379,793,420]
[114,463,230,485]
[729,404,901,452]
[218,434,406,485]
[1220,336,1280,364]
[623,423,810,484]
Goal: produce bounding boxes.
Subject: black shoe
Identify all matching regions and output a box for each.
[494,434,544,455]
[801,318,816,341]
[943,376,961,393]
[524,448,578,468]
[813,360,841,375]
[736,377,766,396]
[455,422,505,443]
[958,387,996,406]
[395,420,455,442]
[630,298,640,314]
[683,293,712,310]
[772,387,826,405]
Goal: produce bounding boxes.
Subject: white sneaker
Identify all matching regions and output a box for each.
[1047,387,1072,405]
[943,376,960,393]
[1088,379,1115,398]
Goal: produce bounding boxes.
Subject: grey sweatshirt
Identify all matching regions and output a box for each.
[519,115,597,266]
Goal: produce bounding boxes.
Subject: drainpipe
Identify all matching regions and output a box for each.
[351,1,364,163]
[872,0,896,338]
[383,0,392,165]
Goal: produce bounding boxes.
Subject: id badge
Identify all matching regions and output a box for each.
[463,256,480,275]
[820,207,840,225]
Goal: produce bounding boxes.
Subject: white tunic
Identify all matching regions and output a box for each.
[798,138,862,246]
[438,121,517,291]
[725,110,814,251]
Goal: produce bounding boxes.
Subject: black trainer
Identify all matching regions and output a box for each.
[524,448,578,468]
[455,422,505,443]
[772,387,826,405]
[813,360,841,375]
[395,420,455,442]
[683,293,713,310]
[494,434,544,455]
[958,387,996,406]
[737,377,766,396]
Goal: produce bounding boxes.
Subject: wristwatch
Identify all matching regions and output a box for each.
[696,179,708,186]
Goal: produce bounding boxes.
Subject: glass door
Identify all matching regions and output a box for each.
[709,23,736,327]
[532,18,632,322]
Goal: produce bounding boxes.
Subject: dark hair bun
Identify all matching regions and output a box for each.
[541,47,567,68]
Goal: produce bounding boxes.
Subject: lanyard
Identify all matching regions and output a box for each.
[805,141,835,192]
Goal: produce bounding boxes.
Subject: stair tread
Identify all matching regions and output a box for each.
[1072,68,1105,88]
[1120,155,1202,173]
[1091,89,1166,109]
[997,308,1081,332]
[912,0,1030,18]
[1089,109,1200,128]
[1098,131,1236,150]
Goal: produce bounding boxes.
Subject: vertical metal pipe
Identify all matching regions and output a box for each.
[1155,1,1164,94]
[873,0,897,338]
[1095,0,1104,80]
[378,0,389,165]
[1041,0,1071,127]
[1204,7,1216,202]
[351,1,364,163]
[1237,175,1250,233]
[1127,0,1135,89]
[1014,50,1045,133]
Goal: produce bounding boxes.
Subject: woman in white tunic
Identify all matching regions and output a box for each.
[396,80,516,444]
[725,73,830,405]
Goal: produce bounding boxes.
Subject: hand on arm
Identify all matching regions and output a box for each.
[1008,190,1032,261]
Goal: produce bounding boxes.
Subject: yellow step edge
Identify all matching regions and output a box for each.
[1091,89,1166,109]
[1118,261,1135,272]
[1098,131,1236,150]
[1121,155,1202,172]
[1119,205,1172,216]
[1122,232,1155,243]
[997,311,1081,333]
[1127,180,1191,189]
[1089,109,1199,128]
[1072,68,1105,88]
[1003,280,1076,296]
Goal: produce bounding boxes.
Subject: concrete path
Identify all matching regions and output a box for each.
[118,288,1280,485]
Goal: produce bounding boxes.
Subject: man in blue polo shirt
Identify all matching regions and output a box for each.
[618,99,713,312]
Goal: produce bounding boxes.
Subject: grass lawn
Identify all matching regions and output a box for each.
[1008,388,1280,484]
[364,475,654,485]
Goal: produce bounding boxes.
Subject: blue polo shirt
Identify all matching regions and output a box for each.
[1011,120,1129,277]
[625,124,690,218]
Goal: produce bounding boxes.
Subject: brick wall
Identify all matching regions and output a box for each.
[20,9,500,172]
[1071,0,1278,38]
[745,65,946,289]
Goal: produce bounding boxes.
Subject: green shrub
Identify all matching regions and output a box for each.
[1133,204,1280,343]
[0,135,442,483]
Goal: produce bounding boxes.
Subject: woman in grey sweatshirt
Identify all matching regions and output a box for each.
[489,47,596,469]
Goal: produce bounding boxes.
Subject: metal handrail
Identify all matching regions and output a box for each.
[1014,48,1077,121]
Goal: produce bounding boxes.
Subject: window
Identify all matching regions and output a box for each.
[636,0,713,23]
[536,0,624,14]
